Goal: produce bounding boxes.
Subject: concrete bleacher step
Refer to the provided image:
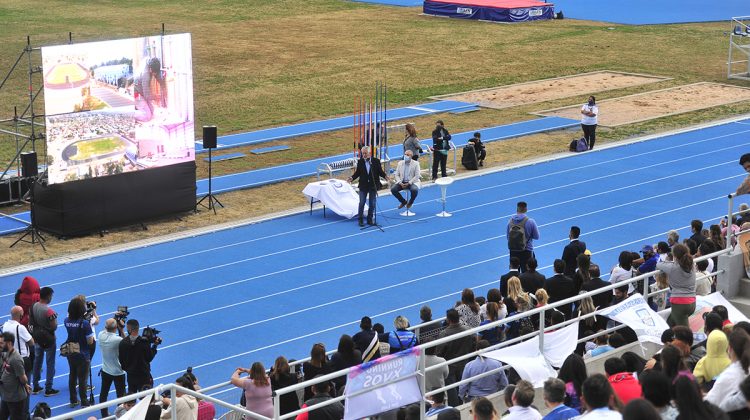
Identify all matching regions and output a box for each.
[738,277,750,297]
[729,295,750,318]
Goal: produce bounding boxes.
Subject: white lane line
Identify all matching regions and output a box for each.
[10,126,748,297]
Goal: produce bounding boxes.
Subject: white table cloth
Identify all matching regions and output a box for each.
[303,179,365,219]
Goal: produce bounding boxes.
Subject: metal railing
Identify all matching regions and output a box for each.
[56,195,746,420]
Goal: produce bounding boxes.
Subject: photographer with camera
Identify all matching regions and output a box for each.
[98,314,127,417]
[63,297,95,408]
[118,319,160,393]
[76,295,100,358]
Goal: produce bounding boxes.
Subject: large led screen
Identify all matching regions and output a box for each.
[42,34,194,185]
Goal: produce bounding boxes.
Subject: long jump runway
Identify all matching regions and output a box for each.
[1,117,749,413]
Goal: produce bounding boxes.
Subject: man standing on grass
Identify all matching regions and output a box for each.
[507,201,540,273]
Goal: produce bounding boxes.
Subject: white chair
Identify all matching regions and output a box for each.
[400,189,416,217]
[435,176,454,217]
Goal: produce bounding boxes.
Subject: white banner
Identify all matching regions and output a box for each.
[119,393,152,420]
[696,292,749,323]
[600,293,669,345]
[543,321,580,368]
[484,336,556,387]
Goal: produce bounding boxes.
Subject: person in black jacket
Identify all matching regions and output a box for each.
[499,257,521,298]
[431,120,451,180]
[348,147,388,227]
[352,316,381,362]
[468,132,486,167]
[301,379,344,420]
[118,319,158,393]
[561,226,586,276]
[519,258,545,294]
[544,259,576,320]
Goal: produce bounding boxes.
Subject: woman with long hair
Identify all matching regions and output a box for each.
[507,277,531,312]
[64,297,94,408]
[558,353,587,413]
[302,343,330,401]
[657,244,696,327]
[456,288,481,328]
[659,344,693,387]
[710,224,726,250]
[479,302,504,345]
[270,356,300,415]
[480,288,507,322]
[160,375,199,420]
[402,123,422,161]
[329,334,362,393]
[704,329,750,413]
[231,362,273,418]
[573,253,591,294]
[674,376,728,420]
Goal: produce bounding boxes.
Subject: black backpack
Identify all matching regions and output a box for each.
[507,217,528,251]
[461,145,478,170]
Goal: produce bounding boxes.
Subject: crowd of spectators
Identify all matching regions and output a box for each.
[47,112,135,143]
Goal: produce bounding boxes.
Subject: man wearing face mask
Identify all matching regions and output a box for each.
[391,150,421,209]
[0,332,32,420]
[581,96,598,150]
[348,147,388,227]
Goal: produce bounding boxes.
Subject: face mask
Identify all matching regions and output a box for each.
[588,99,594,106]
[404,155,411,162]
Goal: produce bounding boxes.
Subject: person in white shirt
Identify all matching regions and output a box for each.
[581,96,598,150]
[390,149,421,209]
[97,318,127,417]
[502,380,541,420]
[578,374,622,419]
[2,306,34,372]
[704,329,750,413]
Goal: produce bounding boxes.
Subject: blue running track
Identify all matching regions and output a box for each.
[1,117,749,415]
[551,0,747,25]
[194,100,477,153]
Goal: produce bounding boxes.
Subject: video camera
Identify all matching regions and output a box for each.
[142,326,162,346]
[114,305,129,322]
[83,301,97,321]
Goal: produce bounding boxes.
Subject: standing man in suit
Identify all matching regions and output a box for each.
[391,150,421,210]
[348,147,388,227]
[500,257,521,298]
[545,259,576,320]
[431,120,451,180]
[561,226,586,276]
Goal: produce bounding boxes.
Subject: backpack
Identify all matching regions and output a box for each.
[569,137,588,153]
[28,303,55,349]
[461,145,478,170]
[508,217,528,251]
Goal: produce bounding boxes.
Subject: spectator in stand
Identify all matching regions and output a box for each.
[579,374,622,419]
[426,392,454,416]
[459,340,507,403]
[0,332,32,420]
[604,358,641,405]
[656,241,670,262]
[672,325,705,370]
[610,251,635,295]
[698,239,718,275]
[480,289,507,322]
[424,344,448,392]
[479,302,504,345]
[507,201,540,274]
[690,219,705,247]
[542,378,579,420]
[352,316,380,362]
[98,318,126,417]
[520,258,546,294]
[573,254,592,295]
[456,288,481,329]
[693,329,730,387]
[14,276,39,329]
[650,270,670,312]
[545,259,576,320]
[329,334,361,393]
[684,238,698,256]
[714,305,734,334]
[659,344,694,387]
[674,376,728,420]
[302,343,330,401]
[704,329,750,414]
[710,224,726,250]
[575,297,601,353]
[635,245,659,294]
[585,334,614,359]
[502,298,523,341]
[296,378,344,420]
[504,380,542,419]
[508,277,531,312]
[581,264,611,311]
[667,230,680,250]
[382,315,417,353]
[270,356,300,416]
[638,370,678,420]
[501,384,516,417]
[558,354,587,413]
[419,306,442,344]
[437,309,476,407]
[64,297,95,408]
[2,307,34,379]
[608,333,626,349]
[737,203,750,226]
[657,244,696,327]
[500,257,522,297]
[622,399,660,420]
[562,226,587,276]
[231,362,273,418]
[30,286,58,396]
[471,397,497,420]
[695,260,712,296]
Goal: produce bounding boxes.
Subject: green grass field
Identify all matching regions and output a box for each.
[1,0,750,263]
[66,136,125,160]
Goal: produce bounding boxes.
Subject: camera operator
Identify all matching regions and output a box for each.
[118,319,159,393]
[98,317,126,417]
[76,295,100,358]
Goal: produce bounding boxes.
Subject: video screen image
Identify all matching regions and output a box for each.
[42,34,195,185]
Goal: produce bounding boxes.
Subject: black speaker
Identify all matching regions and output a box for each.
[20,151,38,177]
[202,126,217,149]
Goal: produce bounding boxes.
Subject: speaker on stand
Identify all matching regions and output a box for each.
[196,126,223,214]
[11,151,46,250]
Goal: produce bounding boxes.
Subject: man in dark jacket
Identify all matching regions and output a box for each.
[519,258,546,294]
[302,379,344,420]
[431,120,451,180]
[579,264,611,311]
[118,319,158,393]
[437,309,474,407]
[348,147,388,227]
[500,257,521,298]
[352,316,380,363]
[561,226,586,276]
[544,260,576,320]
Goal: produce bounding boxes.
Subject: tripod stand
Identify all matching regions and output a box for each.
[196,146,223,214]
[10,175,45,250]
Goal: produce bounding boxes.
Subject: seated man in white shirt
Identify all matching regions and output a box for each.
[391,150,421,209]
[578,374,622,419]
[503,380,541,420]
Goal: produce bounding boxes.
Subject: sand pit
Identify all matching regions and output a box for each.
[534,83,750,127]
[431,71,670,110]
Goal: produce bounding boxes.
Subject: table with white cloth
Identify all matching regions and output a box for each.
[302,179,365,219]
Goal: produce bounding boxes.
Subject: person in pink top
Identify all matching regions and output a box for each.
[231,362,273,418]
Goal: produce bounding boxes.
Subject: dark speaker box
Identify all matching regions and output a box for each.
[20,151,38,177]
[202,126,217,149]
